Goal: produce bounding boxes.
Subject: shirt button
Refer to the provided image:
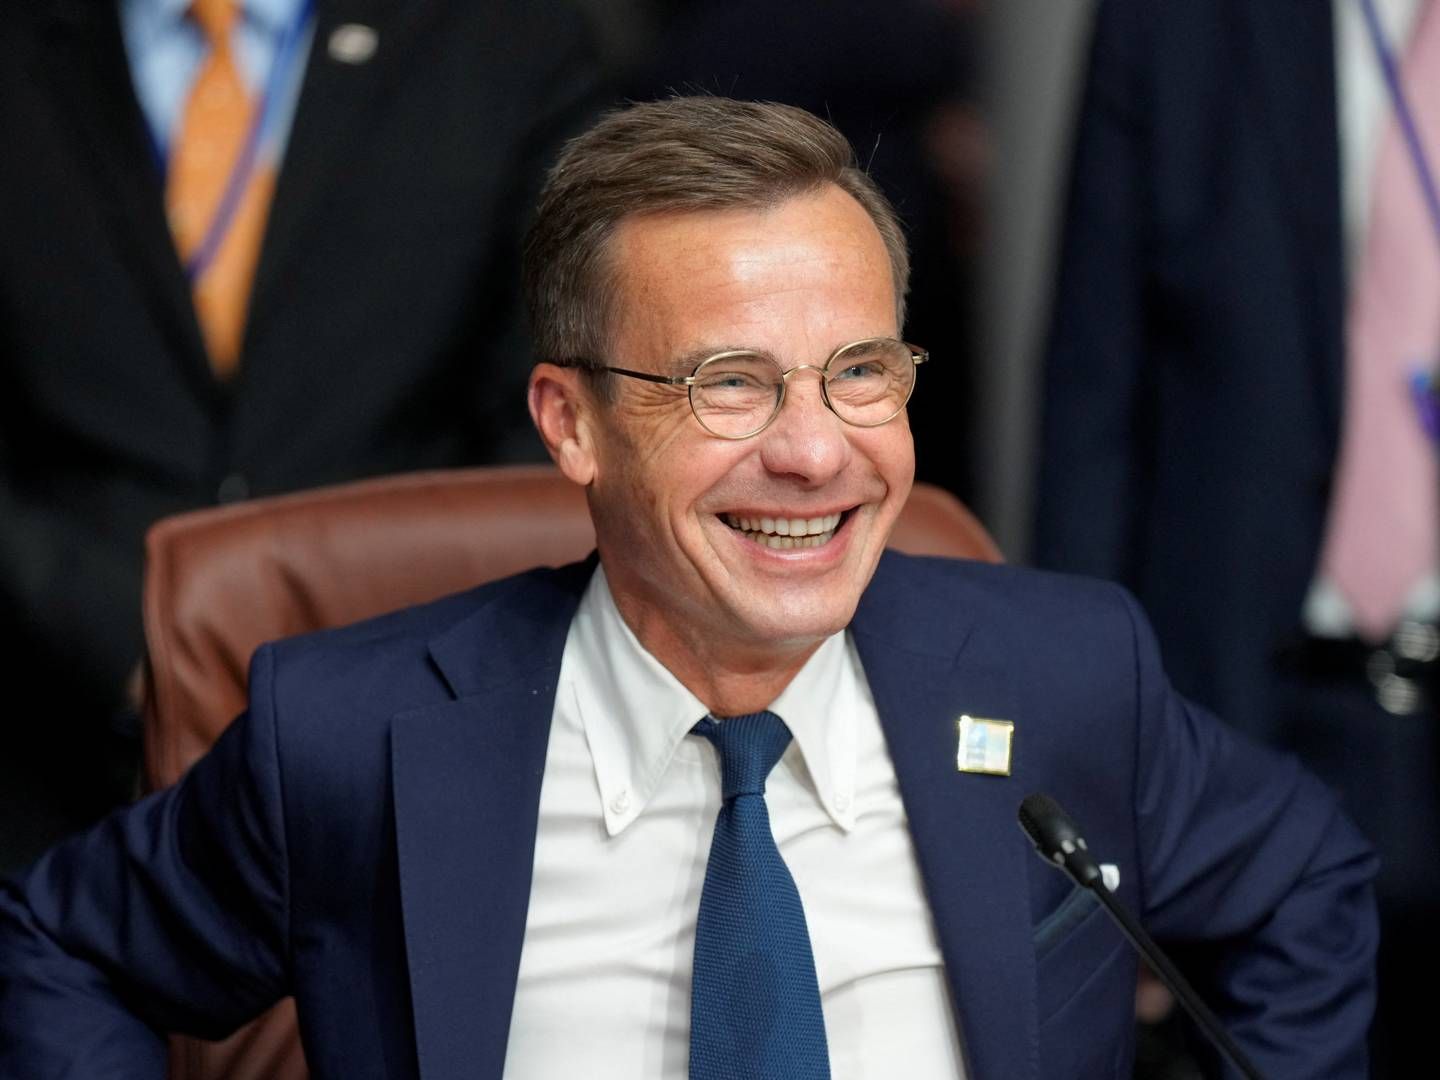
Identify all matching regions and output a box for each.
[609,788,631,815]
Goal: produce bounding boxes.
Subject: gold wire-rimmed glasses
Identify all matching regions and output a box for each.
[560,337,927,439]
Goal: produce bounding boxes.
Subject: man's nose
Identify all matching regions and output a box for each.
[756,367,852,484]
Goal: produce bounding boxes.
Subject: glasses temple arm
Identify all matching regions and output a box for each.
[600,365,695,386]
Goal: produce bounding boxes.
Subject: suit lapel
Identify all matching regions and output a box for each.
[44,0,434,389]
[246,0,428,348]
[42,0,213,396]
[390,555,1039,1078]
[852,555,1038,1080]
[1234,0,1347,440]
[391,564,590,1080]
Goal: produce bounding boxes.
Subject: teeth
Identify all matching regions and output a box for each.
[722,511,844,548]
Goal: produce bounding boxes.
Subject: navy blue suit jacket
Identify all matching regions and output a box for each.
[1033,0,1344,742]
[0,554,1377,1078]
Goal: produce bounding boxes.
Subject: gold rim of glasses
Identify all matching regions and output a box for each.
[562,337,927,440]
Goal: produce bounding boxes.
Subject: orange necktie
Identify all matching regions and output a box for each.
[166,0,276,377]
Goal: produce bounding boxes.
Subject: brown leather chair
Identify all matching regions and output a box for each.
[140,464,1001,1080]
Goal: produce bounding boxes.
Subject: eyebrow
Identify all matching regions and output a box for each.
[664,344,772,375]
[661,335,899,376]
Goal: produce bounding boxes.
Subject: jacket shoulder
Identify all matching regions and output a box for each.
[868,551,1143,636]
[252,560,591,727]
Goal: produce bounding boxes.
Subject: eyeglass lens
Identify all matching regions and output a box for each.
[689,338,916,437]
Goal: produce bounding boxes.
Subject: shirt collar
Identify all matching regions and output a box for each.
[570,565,859,837]
[246,0,305,36]
[137,0,303,36]
[770,621,860,831]
[124,0,191,37]
[144,0,193,23]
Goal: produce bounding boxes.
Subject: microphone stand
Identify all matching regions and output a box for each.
[1018,793,1266,1080]
[1086,878,1263,1080]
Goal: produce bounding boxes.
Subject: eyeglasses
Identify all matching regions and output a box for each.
[562,337,927,440]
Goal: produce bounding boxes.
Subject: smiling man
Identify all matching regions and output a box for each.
[0,98,1378,1079]
[531,178,913,715]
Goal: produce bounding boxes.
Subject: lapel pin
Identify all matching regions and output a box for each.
[329,23,379,65]
[955,714,1013,776]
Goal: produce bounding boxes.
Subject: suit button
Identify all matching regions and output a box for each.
[217,473,250,503]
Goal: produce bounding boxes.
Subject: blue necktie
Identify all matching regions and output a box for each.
[690,711,830,1080]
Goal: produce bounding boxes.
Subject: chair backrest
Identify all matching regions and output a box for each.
[141,464,1000,1080]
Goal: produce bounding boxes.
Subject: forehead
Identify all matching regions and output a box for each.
[604,185,898,365]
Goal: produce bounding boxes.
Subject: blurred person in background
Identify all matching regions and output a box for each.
[1034,1,1440,1073]
[0,0,603,874]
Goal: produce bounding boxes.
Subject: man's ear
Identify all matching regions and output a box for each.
[528,363,598,485]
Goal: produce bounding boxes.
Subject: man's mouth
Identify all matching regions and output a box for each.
[721,511,845,549]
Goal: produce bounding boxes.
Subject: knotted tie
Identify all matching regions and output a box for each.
[1320,0,1440,641]
[690,711,830,1080]
[166,0,277,376]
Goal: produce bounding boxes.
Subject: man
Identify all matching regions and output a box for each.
[0,0,601,870]
[1,98,1376,1078]
[1033,2,1438,1071]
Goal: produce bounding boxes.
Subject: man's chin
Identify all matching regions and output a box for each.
[718,588,862,653]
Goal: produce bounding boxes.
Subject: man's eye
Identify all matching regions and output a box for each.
[835,361,886,380]
[699,370,769,391]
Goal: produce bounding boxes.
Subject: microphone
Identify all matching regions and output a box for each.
[1016,792,1104,889]
[1017,793,1266,1080]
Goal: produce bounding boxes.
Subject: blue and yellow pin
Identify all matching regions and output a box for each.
[955,715,1014,776]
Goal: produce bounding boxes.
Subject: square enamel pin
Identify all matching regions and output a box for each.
[955,714,1014,776]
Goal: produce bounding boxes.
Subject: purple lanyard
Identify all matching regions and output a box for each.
[1360,0,1440,438]
[184,0,315,283]
[1359,0,1440,250]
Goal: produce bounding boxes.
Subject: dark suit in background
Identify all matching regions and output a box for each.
[1034,1,1438,1071]
[0,0,603,870]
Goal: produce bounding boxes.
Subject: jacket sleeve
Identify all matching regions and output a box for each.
[1119,588,1378,1078]
[0,644,292,1078]
[1031,0,1152,582]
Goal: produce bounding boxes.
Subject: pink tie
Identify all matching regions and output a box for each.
[1320,2,1440,643]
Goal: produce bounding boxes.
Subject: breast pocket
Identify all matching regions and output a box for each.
[1033,884,1129,1026]
[1033,885,1135,1078]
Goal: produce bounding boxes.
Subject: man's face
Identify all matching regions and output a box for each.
[578,184,915,665]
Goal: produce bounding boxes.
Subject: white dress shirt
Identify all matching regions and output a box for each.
[502,566,967,1079]
[1306,0,1437,634]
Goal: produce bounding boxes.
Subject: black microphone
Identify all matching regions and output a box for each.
[1017,792,1104,889]
[1017,793,1266,1080]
